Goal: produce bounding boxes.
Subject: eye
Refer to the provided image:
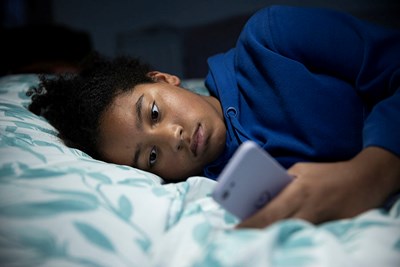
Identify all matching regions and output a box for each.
[148,146,158,167]
[151,101,159,122]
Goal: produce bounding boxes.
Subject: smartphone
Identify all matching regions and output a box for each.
[212,141,292,220]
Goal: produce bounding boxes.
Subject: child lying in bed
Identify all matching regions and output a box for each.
[27,6,400,228]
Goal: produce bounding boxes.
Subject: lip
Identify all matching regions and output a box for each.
[190,124,206,157]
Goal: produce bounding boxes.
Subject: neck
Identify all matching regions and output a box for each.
[204,95,223,119]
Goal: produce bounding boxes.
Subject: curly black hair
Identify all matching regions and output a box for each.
[27,54,153,159]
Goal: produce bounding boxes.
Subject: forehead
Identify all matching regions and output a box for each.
[101,91,135,129]
[98,90,137,152]
[113,82,184,103]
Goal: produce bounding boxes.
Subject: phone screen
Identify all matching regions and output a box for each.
[212,141,292,220]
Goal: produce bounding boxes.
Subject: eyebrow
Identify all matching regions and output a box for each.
[135,94,144,130]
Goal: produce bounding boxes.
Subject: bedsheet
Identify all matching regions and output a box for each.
[0,74,399,267]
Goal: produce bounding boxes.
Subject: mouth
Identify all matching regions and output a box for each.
[190,124,206,157]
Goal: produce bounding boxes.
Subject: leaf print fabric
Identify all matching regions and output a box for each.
[1,75,400,267]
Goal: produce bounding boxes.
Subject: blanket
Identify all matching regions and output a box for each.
[1,74,399,266]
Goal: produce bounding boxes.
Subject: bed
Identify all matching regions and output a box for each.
[1,74,399,267]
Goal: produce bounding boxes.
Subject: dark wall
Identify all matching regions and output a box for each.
[1,0,92,75]
[2,0,399,77]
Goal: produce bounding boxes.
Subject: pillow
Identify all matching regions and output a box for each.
[0,74,222,266]
[2,75,400,267]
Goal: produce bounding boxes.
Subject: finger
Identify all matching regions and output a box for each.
[237,180,304,228]
[291,209,326,225]
[287,162,306,178]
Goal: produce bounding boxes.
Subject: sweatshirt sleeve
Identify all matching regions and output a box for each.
[242,6,400,157]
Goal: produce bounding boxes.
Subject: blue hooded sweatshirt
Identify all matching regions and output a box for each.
[203,6,400,179]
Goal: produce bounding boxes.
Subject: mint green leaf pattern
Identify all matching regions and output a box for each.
[1,74,400,267]
[87,172,112,184]
[135,237,151,252]
[223,212,237,225]
[118,195,133,221]
[0,162,66,179]
[118,178,153,187]
[151,186,170,197]
[74,222,115,252]
[394,239,400,251]
[33,140,65,153]
[0,227,67,266]
[0,135,47,162]
[18,90,30,100]
[192,222,212,245]
[272,255,315,266]
[0,199,97,217]
[13,228,66,257]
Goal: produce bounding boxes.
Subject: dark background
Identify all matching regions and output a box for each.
[1,0,399,78]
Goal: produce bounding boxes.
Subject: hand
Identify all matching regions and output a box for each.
[237,147,400,229]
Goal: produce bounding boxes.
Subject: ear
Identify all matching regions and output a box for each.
[147,71,181,86]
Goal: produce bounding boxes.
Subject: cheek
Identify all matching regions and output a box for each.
[98,142,132,166]
[165,94,203,118]
[158,154,202,180]
[167,103,193,121]
[97,124,137,166]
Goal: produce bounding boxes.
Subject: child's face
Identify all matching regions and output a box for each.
[98,73,226,181]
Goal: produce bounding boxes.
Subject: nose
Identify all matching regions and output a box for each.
[174,125,184,151]
[152,124,184,152]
